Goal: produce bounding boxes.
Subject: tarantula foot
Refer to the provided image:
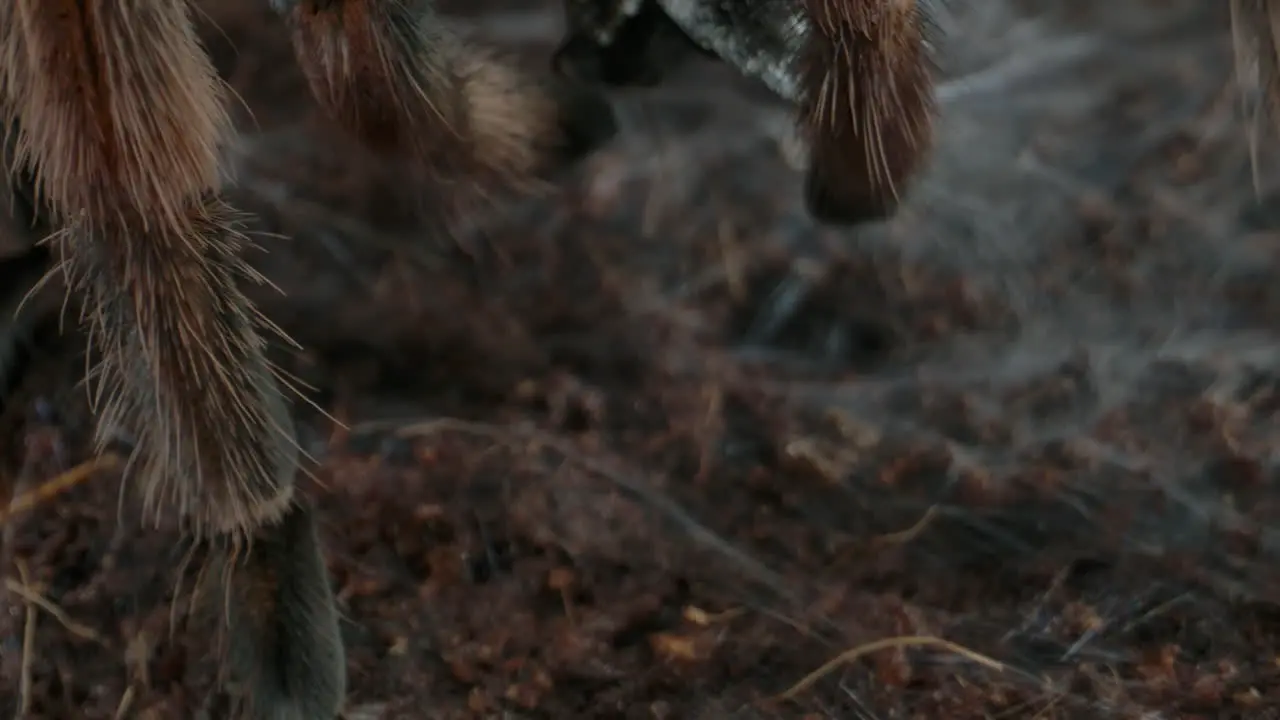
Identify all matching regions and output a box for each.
[796,0,935,226]
[803,167,905,225]
[215,499,345,720]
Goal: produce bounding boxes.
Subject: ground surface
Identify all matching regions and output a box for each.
[3,1,1280,718]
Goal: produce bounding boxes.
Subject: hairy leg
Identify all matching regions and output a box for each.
[790,0,934,224]
[213,498,344,720]
[0,2,343,717]
[1,0,293,534]
[1232,0,1280,137]
[569,0,936,225]
[271,0,618,194]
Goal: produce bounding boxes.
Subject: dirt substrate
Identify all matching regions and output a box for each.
[4,1,1280,718]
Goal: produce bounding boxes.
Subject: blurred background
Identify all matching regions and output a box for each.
[5,0,1280,717]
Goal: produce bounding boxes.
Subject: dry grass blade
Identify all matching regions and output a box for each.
[14,561,34,720]
[112,686,135,720]
[3,576,103,643]
[773,635,1005,703]
[871,505,939,547]
[0,453,121,524]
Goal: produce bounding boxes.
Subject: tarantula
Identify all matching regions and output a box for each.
[0,0,939,716]
[50,0,1280,716]
[554,0,939,224]
[4,0,1280,718]
[0,1,616,717]
[553,0,1280,221]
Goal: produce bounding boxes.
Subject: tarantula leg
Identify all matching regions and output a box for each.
[2,0,293,536]
[213,499,345,720]
[654,0,937,225]
[67,205,302,535]
[1232,1,1280,138]
[553,0,710,87]
[796,0,935,223]
[1,2,345,717]
[274,0,618,192]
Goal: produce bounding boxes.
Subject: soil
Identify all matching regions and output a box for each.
[3,1,1280,718]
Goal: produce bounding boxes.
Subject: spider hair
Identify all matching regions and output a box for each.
[556,0,938,225]
[0,1,618,717]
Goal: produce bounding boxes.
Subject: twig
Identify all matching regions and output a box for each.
[112,686,135,720]
[773,635,1005,703]
[871,506,939,547]
[15,562,34,720]
[0,453,121,524]
[3,578,103,643]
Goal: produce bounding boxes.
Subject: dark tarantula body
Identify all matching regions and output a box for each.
[556,0,939,225]
[0,1,618,718]
[554,0,715,86]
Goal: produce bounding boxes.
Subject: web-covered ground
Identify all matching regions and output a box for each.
[3,0,1279,717]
